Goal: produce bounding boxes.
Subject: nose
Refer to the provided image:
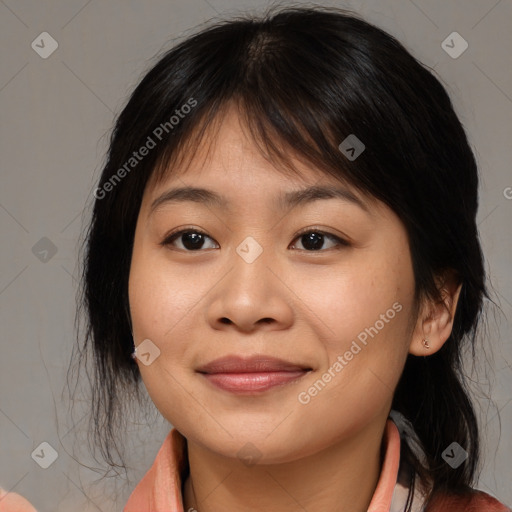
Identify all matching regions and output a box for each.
[205,242,294,334]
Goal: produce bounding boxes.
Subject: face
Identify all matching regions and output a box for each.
[128,105,418,463]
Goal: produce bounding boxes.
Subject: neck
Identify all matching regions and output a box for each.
[182,417,388,512]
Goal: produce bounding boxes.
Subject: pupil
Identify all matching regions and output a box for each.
[303,233,323,250]
[183,232,204,250]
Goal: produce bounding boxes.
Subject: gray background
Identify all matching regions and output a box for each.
[1,0,511,510]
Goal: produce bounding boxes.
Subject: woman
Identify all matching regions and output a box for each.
[1,5,509,512]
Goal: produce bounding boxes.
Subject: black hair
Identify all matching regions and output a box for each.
[73,5,490,509]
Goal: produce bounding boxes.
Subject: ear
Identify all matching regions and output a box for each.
[409,270,462,356]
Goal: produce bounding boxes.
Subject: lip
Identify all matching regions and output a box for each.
[196,355,312,394]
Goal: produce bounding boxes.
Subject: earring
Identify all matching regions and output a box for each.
[422,338,430,349]
[131,341,137,360]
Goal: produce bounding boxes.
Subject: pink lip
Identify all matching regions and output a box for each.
[196,355,311,394]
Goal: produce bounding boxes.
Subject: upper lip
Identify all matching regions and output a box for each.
[196,355,312,374]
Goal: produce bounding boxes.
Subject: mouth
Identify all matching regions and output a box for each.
[196,355,312,394]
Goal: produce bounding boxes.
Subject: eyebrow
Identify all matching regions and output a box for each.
[149,184,370,214]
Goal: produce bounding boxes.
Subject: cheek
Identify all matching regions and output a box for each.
[127,245,191,372]
[128,253,196,422]
[289,296,414,462]
[292,243,414,350]
[129,243,201,343]
[300,241,415,398]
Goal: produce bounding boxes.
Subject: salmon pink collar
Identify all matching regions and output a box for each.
[124,418,402,512]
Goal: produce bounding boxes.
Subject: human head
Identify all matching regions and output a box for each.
[79,5,487,504]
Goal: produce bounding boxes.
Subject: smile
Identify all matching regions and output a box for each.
[196,355,312,394]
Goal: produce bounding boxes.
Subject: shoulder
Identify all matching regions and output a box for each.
[427,489,510,512]
[0,487,37,512]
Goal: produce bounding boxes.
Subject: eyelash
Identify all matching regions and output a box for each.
[160,226,350,252]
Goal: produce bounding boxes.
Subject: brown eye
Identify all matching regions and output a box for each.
[162,229,218,251]
[290,230,349,251]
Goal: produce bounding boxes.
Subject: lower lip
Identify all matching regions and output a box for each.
[201,371,308,394]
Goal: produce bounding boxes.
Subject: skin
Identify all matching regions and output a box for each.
[128,104,462,512]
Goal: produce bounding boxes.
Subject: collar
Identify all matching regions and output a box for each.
[124,417,406,512]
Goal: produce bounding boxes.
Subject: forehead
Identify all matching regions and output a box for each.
[143,104,379,217]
